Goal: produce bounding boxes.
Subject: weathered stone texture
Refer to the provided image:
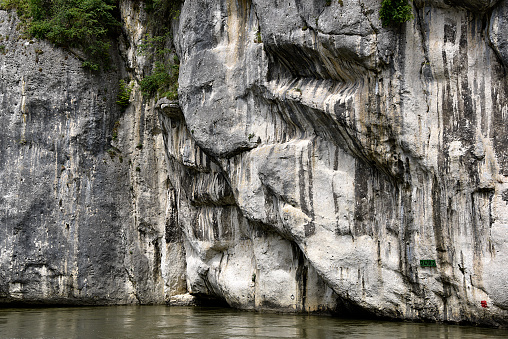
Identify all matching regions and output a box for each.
[174,0,508,326]
[0,4,184,305]
[1,0,508,327]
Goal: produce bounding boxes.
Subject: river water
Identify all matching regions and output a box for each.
[0,306,506,338]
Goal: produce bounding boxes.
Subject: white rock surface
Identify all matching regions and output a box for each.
[173,0,508,326]
[1,0,508,327]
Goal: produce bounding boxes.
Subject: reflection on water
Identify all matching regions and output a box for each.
[0,306,506,339]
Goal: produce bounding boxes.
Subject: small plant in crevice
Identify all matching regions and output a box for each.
[379,0,413,27]
[254,30,262,43]
[140,61,179,100]
[112,120,120,140]
[137,31,173,58]
[138,0,182,101]
[116,80,132,110]
[144,0,181,20]
[107,148,116,158]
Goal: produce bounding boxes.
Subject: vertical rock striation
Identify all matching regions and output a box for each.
[0,3,185,305]
[0,0,507,327]
[174,0,508,326]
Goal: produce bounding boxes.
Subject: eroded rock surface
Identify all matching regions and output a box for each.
[0,4,185,305]
[1,0,508,327]
[174,0,508,326]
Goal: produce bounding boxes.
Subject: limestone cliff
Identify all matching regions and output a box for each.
[1,0,508,327]
[0,4,185,304]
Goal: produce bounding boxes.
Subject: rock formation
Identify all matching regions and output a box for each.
[1,0,508,327]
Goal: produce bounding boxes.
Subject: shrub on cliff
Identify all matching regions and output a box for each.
[144,0,181,19]
[1,0,120,70]
[140,60,179,100]
[116,79,132,109]
[379,0,413,26]
[139,0,181,100]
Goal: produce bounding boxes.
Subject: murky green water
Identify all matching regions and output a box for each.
[0,306,506,338]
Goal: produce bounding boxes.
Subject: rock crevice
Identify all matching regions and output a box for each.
[0,0,508,327]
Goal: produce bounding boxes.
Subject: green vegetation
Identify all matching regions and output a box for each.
[138,31,173,58]
[138,0,181,100]
[107,148,116,158]
[116,80,132,109]
[3,0,182,96]
[254,30,262,43]
[112,120,120,140]
[1,0,120,70]
[379,0,413,27]
[144,0,180,20]
[324,0,343,7]
[140,60,179,100]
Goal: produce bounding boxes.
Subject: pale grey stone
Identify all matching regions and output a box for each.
[1,0,508,327]
[174,0,508,326]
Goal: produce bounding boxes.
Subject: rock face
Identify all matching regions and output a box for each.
[1,0,508,327]
[0,6,185,305]
[175,0,508,326]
